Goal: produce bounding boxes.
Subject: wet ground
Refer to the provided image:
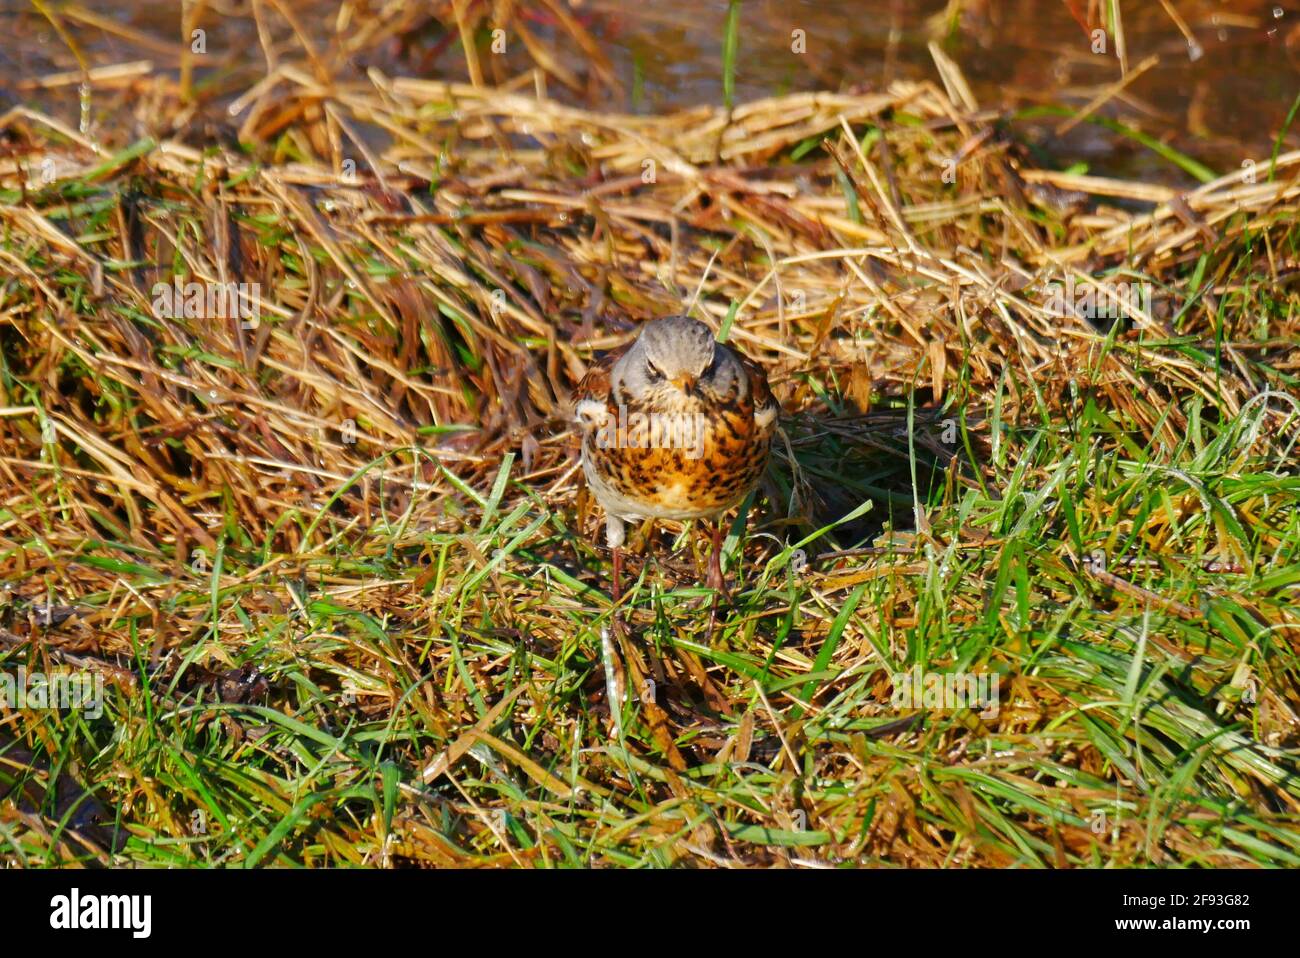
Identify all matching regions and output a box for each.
[1,0,1298,183]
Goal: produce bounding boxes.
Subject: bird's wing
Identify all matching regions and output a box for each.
[741,355,780,430]
[571,345,627,429]
[572,357,612,406]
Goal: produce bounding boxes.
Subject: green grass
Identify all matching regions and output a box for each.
[1,49,1298,868]
[5,303,1297,866]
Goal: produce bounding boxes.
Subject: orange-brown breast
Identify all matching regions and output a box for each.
[576,353,777,519]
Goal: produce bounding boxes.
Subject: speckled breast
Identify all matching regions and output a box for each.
[581,393,772,521]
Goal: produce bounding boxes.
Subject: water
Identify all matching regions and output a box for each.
[2,0,1297,183]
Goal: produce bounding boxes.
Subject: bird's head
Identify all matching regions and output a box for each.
[621,315,717,397]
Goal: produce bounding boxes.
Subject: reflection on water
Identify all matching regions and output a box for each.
[2,0,1297,182]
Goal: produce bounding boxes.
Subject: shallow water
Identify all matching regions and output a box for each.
[2,0,1297,183]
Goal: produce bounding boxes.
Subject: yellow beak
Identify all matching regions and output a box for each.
[672,374,696,393]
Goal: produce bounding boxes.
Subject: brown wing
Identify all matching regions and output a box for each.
[740,354,780,430]
[570,341,632,427]
[572,358,612,406]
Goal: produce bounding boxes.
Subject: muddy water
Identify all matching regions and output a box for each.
[2,1,1297,184]
[602,0,1300,181]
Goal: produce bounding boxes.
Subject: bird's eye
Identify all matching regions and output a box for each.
[645,361,664,382]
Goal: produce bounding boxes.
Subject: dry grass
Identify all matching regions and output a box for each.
[1,6,1299,867]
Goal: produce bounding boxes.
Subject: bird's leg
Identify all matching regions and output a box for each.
[607,515,627,639]
[611,544,624,613]
[706,519,731,599]
[705,519,733,641]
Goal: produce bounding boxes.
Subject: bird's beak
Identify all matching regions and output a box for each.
[673,374,696,393]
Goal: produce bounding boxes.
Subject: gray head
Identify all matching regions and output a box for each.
[611,315,745,403]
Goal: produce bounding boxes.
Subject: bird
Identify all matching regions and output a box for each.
[572,315,779,625]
